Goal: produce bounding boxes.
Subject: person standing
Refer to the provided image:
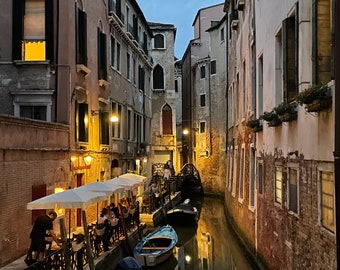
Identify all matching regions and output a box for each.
[26,210,61,265]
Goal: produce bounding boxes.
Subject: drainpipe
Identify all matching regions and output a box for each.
[333,0,340,267]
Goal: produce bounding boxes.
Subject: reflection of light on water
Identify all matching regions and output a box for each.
[185,255,191,264]
[199,232,212,270]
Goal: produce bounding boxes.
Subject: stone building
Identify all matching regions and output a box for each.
[224,0,336,269]
[0,0,153,266]
[181,3,226,194]
[148,22,179,175]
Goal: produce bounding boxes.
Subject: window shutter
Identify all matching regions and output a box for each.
[45,0,54,61]
[31,184,46,224]
[12,0,24,60]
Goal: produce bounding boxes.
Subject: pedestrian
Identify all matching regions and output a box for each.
[25,210,61,265]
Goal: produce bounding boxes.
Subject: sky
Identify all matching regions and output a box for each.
[136,0,224,59]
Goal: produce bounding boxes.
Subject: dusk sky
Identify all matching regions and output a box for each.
[136,0,224,59]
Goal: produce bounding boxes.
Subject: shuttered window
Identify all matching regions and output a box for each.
[76,4,87,65]
[12,0,53,61]
[282,9,298,102]
[97,28,107,80]
[162,104,172,135]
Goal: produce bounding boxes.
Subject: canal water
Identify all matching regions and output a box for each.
[147,196,259,270]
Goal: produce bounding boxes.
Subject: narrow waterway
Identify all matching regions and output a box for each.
[148,196,259,270]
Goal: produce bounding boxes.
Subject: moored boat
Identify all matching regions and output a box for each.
[176,163,204,198]
[166,198,198,226]
[133,225,178,267]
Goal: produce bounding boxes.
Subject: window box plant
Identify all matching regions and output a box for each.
[274,102,297,122]
[260,111,281,127]
[246,118,263,132]
[296,84,332,112]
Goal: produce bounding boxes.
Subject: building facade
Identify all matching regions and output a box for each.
[148,22,179,176]
[0,0,153,265]
[181,4,226,195]
[224,0,336,269]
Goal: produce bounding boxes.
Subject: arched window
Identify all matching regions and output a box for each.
[162,104,173,135]
[153,64,164,90]
[154,34,165,49]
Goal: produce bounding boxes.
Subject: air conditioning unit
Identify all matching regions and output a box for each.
[236,0,245,11]
[231,19,239,30]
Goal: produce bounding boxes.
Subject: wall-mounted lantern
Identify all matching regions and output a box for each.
[71,155,93,170]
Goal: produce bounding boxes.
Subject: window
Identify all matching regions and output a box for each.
[275,166,283,204]
[116,42,121,71]
[111,102,122,139]
[127,53,131,80]
[110,36,115,67]
[200,66,206,79]
[139,65,145,91]
[200,94,206,107]
[12,0,53,61]
[12,91,54,121]
[154,34,165,49]
[320,171,334,232]
[313,0,333,84]
[76,4,87,65]
[20,106,47,121]
[283,9,298,101]
[97,28,107,80]
[249,147,255,208]
[288,167,298,213]
[162,104,173,134]
[239,148,245,200]
[127,109,132,140]
[200,122,206,133]
[100,111,109,145]
[76,103,89,142]
[175,80,178,92]
[258,55,264,115]
[132,57,136,84]
[210,60,216,75]
[153,64,164,90]
[220,27,225,41]
[258,163,263,194]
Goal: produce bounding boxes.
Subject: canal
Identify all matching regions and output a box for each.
[147,196,260,270]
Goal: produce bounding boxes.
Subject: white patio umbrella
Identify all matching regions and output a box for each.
[119,173,147,182]
[107,176,142,190]
[77,180,125,196]
[26,188,108,210]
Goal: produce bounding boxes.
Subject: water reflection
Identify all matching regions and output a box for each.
[171,197,255,270]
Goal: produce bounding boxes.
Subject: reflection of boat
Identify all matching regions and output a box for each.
[133,225,178,267]
[117,256,142,270]
[176,163,204,198]
[167,199,198,226]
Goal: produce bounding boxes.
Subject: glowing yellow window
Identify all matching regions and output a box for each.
[22,0,46,60]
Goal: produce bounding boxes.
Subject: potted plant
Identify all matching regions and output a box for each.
[246,118,263,132]
[260,111,281,127]
[296,84,332,112]
[72,234,84,252]
[274,102,297,122]
[95,223,105,236]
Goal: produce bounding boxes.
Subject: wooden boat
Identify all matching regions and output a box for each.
[133,225,178,267]
[166,199,198,226]
[176,163,204,198]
